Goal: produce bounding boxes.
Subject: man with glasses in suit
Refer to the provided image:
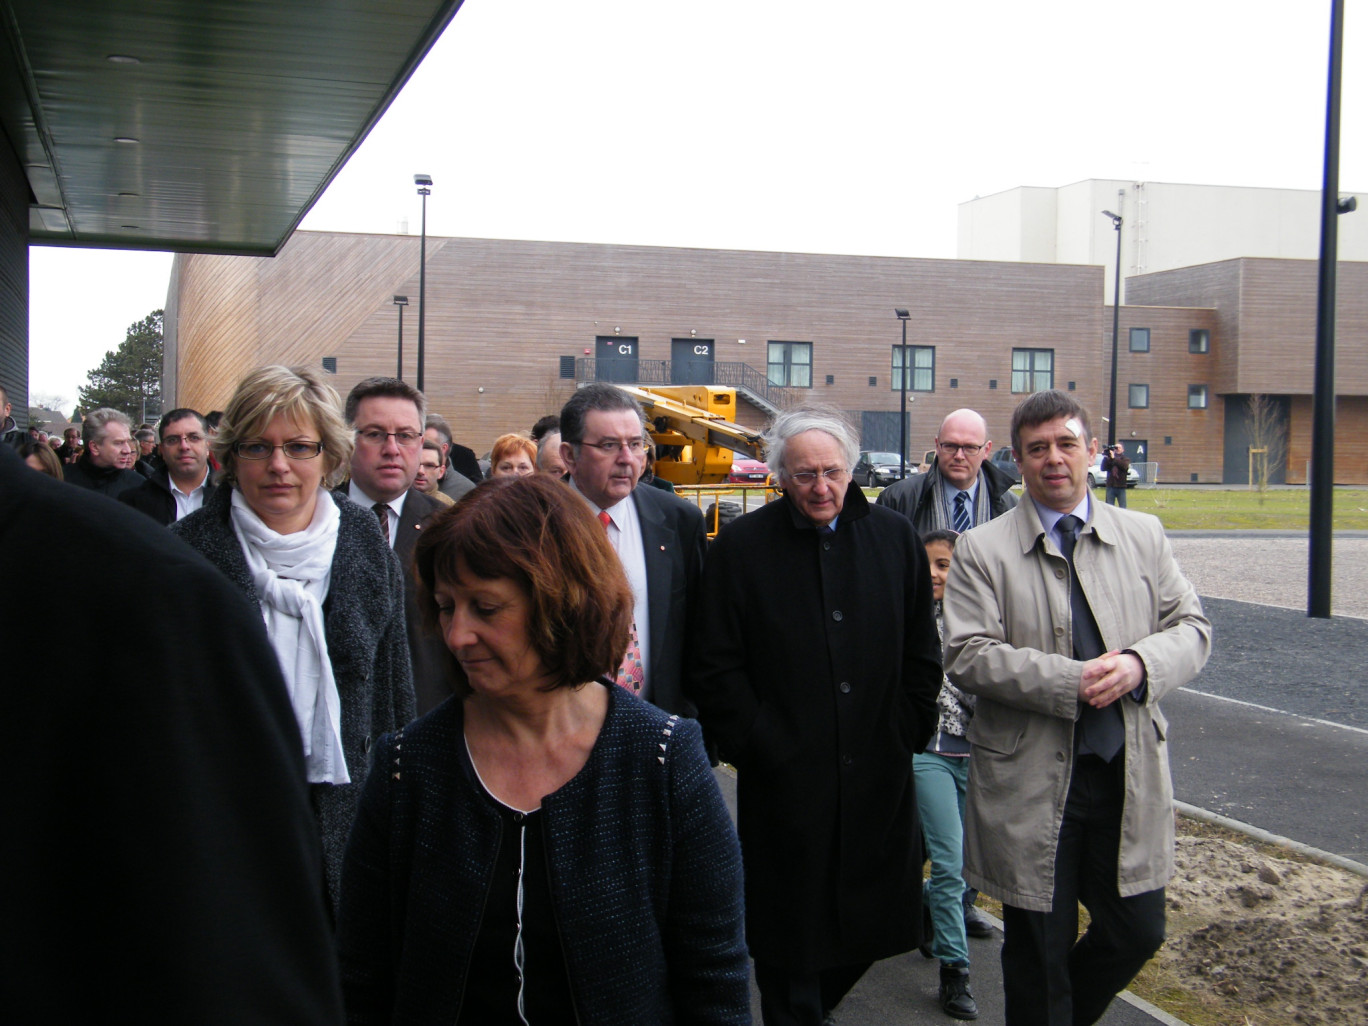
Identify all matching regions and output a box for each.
[877,408,1018,538]
[559,383,706,718]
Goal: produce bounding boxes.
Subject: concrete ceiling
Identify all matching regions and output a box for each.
[2,0,463,255]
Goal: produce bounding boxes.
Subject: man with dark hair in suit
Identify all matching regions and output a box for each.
[120,408,216,525]
[945,390,1210,1026]
[559,383,706,716]
[344,377,456,715]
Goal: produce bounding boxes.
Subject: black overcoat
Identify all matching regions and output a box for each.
[688,483,941,972]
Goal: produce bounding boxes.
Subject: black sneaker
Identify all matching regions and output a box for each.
[963,903,996,939]
[938,965,979,1021]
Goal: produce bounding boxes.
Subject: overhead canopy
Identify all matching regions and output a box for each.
[2,0,463,255]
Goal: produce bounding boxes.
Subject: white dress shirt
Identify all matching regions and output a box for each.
[572,482,652,696]
[169,469,211,521]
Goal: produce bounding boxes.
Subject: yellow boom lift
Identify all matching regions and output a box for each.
[620,385,767,486]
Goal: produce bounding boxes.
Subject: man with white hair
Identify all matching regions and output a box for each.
[63,408,143,500]
[877,407,1017,536]
[690,403,942,1026]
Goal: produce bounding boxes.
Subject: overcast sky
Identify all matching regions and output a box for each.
[26,0,1364,410]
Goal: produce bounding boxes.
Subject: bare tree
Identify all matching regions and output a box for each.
[1246,394,1288,492]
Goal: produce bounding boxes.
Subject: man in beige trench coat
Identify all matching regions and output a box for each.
[943,389,1211,1026]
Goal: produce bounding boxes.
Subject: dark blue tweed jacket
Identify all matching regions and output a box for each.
[338,685,751,1025]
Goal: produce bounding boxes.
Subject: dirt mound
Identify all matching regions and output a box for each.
[1155,825,1368,1024]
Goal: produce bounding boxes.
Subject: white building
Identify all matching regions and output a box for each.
[958,179,1368,304]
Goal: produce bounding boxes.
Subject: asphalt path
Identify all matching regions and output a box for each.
[1169,596,1368,865]
[712,593,1368,1024]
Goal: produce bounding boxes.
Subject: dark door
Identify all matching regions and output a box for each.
[595,335,639,383]
[860,410,909,454]
[671,338,715,384]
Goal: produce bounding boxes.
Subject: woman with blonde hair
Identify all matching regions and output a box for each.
[174,365,415,913]
[488,432,538,478]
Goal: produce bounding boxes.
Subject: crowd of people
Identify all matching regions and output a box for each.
[6,371,1210,1026]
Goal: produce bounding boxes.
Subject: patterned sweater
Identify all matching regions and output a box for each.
[337,686,751,1025]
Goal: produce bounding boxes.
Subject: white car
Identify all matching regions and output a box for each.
[1087,452,1140,489]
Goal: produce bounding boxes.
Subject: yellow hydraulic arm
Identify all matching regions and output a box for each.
[622,385,766,486]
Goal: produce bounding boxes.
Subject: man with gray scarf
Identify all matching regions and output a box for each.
[878,409,1018,538]
[877,407,1016,947]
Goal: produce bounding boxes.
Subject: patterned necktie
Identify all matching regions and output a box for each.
[372,502,390,544]
[1057,514,1123,762]
[953,490,972,534]
[598,510,644,694]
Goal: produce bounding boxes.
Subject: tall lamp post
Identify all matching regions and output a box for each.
[895,308,911,480]
[1101,210,1123,447]
[392,295,408,380]
[414,174,433,392]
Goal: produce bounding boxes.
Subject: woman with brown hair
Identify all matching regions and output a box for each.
[338,474,749,1025]
[20,441,63,480]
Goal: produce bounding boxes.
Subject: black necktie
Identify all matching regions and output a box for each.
[1057,515,1123,762]
[372,502,390,545]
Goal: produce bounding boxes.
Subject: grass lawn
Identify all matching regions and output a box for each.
[859,486,1368,531]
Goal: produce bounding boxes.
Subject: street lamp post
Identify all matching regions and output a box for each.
[1101,210,1123,447]
[895,308,911,480]
[393,295,409,379]
[414,174,433,392]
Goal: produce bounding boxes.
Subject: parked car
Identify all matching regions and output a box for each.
[727,457,770,485]
[1087,451,1140,489]
[917,449,937,474]
[988,447,1022,485]
[853,450,917,488]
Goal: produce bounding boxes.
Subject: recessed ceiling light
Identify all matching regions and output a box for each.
[120,224,140,230]
[117,191,139,198]
[107,55,141,64]
[114,136,139,144]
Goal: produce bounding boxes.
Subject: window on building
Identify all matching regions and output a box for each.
[1011,348,1054,393]
[1190,329,1210,354]
[1188,384,1209,409]
[1129,384,1150,408]
[767,341,812,388]
[1129,327,1150,353]
[892,345,934,392]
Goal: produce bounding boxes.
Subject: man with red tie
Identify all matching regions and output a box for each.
[559,384,705,716]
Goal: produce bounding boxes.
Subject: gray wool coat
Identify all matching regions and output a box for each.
[173,486,416,913]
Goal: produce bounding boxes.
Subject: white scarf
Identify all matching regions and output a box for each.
[230,488,349,785]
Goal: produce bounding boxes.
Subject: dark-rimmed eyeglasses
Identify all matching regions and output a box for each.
[356,429,424,449]
[581,437,646,455]
[938,442,983,457]
[234,440,325,460]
